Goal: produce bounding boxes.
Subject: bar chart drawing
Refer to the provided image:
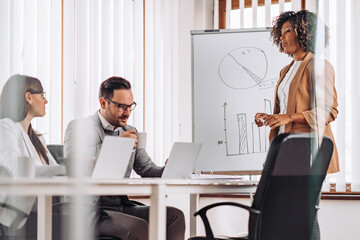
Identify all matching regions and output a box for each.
[237,113,249,155]
[221,99,272,157]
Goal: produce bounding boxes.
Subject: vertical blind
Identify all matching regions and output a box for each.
[0,0,213,168]
[0,0,142,145]
[144,0,213,165]
[223,0,360,192]
[62,0,143,135]
[350,0,360,191]
[0,0,62,144]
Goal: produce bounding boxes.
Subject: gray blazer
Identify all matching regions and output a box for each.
[64,111,164,178]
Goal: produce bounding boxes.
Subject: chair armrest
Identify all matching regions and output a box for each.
[0,202,29,219]
[193,202,260,240]
[0,202,29,232]
[194,201,260,217]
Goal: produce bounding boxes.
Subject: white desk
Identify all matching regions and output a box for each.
[0,178,257,240]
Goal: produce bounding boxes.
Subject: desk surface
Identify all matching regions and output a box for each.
[0,178,257,240]
[0,178,257,195]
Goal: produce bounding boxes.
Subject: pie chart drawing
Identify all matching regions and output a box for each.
[219,47,268,90]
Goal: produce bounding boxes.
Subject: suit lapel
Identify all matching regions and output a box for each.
[286,52,313,114]
[17,124,42,163]
[284,52,314,132]
[91,112,105,143]
[18,127,32,157]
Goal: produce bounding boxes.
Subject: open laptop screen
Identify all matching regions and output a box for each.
[161,142,202,179]
[92,136,135,179]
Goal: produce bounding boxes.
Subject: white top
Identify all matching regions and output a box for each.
[0,118,57,173]
[277,61,302,134]
[0,118,57,227]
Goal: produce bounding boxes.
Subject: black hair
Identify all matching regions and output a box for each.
[270,10,329,54]
[98,76,132,100]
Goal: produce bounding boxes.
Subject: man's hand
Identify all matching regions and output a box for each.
[92,156,98,166]
[119,129,138,149]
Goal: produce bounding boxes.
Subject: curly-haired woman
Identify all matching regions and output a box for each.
[254,10,339,240]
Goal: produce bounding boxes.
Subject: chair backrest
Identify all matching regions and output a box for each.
[0,167,32,239]
[47,144,64,164]
[248,133,333,240]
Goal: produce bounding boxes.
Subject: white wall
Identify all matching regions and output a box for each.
[319,200,360,240]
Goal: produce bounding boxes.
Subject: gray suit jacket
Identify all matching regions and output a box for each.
[64,111,164,178]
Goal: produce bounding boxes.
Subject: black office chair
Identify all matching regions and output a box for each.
[0,166,34,240]
[189,133,333,240]
[0,202,33,240]
[47,144,65,165]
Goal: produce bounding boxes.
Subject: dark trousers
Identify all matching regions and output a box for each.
[95,204,185,240]
[14,196,185,240]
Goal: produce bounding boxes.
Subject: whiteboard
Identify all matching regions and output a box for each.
[192,29,291,172]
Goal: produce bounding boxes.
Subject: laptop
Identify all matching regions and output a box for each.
[161,142,202,179]
[92,136,135,179]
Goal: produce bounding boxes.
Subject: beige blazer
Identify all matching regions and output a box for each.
[269,52,339,173]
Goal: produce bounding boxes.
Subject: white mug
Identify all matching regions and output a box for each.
[136,132,147,149]
[17,156,35,178]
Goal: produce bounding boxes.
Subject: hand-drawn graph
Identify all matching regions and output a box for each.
[219,47,277,90]
[192,29,292,172]
[219,99,272,156]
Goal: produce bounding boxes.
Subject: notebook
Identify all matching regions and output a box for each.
[161,142,202,179]
[92,136,135,179]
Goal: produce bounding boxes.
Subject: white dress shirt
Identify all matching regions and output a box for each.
[97,110,121,131]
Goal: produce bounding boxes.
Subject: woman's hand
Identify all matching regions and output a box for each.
[263,114,293,129]
[255,113,306,129]
[254,113,272,127]
[255,113,298,129]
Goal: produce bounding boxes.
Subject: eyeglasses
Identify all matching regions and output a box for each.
[105,98,137,112]
[29,91,46,99]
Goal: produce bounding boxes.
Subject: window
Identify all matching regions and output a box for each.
[224,0,360,192]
